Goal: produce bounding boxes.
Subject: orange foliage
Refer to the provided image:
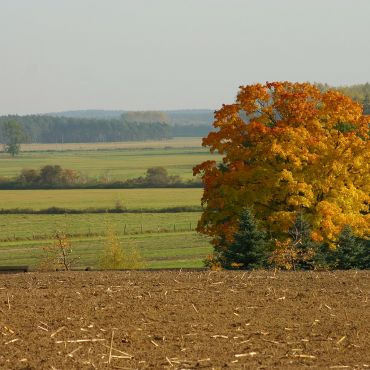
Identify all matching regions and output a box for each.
[269,239,316,271]
[194,82,369,249]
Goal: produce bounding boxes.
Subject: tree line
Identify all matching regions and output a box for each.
[0,165,202,189]
[1,83,368,148]
[208,208,369,271]
[0,115,171,144]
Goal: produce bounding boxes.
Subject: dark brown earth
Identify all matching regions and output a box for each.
[0,270,369,369]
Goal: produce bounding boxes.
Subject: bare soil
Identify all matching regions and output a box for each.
[0,270,369,369]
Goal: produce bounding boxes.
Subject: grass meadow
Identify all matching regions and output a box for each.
[0,232,211,269]
[18,137,203,151]
[0,142,219,180]
[0,188,202,210]
[0,139,214,269]
[0,212,202,241]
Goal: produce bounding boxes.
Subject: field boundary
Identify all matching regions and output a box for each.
[5,137,203,152]
[0,267,208,272]
[0,224,200,243]
[0,205,202,215]
[0,230,201,246]
[0,265,29,273]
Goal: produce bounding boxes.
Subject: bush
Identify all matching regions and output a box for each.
[144,167,181,186]
[38,231,79,271]
[269,214,318,270]
[99,227,146,270]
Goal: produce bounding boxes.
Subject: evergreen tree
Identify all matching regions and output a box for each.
[329,226,370,269]
[221,208,269,269]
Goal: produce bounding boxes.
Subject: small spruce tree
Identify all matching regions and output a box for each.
[221,208,269,269]
[329,225,370,269]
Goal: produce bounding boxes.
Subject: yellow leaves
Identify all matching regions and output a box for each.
[316,201,339,217]
[278,169,294,182]
[268,212,296,233]
[311,231,324,243]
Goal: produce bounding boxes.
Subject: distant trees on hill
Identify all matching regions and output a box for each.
[0,116,171,144]
[48,109,215,126]
[122,111,170,124]
[0,114,213,143]
[1,120,26,156]
[172,124,212,137]
[0,84,367,146]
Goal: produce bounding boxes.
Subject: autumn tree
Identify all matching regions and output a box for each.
[194,82,369,261]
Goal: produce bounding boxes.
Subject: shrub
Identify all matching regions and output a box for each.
[99,227,146,270]
[38,231,79,271]
[114,199,126,211]
[144,167,181,186]
[269,214,318,270]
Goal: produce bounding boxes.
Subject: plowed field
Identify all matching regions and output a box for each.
[1,270,369,369]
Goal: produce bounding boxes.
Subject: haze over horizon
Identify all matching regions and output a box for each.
[1,0,369,115]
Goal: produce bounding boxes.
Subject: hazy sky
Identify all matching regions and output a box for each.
[0,0,369,115]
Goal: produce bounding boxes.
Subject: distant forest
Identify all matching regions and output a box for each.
[0,84,368,144]
[0,116,172,143]
[48,109,215,126]
[0,110,213,144]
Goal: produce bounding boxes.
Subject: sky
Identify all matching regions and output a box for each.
[0,0,369,115]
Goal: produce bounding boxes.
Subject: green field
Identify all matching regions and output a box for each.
[0,231,212,269]
[0,188,202,210]
[18,137,204,152]
[0,192,209,268]
[0,212,202,241]
[0,142,214,269]
[0,146,219,180]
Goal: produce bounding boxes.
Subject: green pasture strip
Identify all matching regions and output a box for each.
[0,206,201,215]
[0,212,202,241]
[0,232,212,269]
[0,188,202,210]
[18,137,204,152]
[0,146,219,180]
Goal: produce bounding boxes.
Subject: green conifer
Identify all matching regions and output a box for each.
[222,208,269,269]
